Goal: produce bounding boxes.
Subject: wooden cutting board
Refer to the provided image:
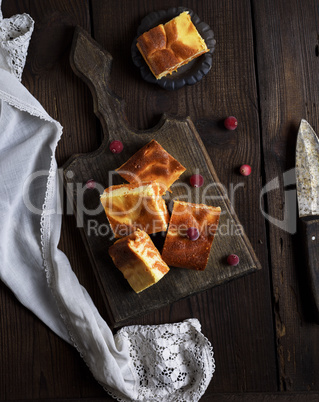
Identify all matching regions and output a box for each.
[63,27,261,328]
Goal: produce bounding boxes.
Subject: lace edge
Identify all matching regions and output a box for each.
[117,319,216,401]
[37,118,139,400]
[0,13,35,81]
[0,87,48,117]
[116,318,201,336]
[198,333,216,398]
[0,92,214,402]
[0,91,137,401]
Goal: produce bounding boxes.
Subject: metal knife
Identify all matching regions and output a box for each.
[296,119,319,320]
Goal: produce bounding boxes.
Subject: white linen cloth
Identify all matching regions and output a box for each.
[0,4,215,401]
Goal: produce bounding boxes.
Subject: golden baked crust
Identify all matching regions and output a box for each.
[161,200,221,270]
[136,11,209,79]
[116,140,186,192]
[100,181,169,237]
[109,229,170,293]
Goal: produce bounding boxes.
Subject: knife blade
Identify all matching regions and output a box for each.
[296,119,319,320]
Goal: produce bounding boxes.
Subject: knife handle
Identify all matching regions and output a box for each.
[299,216,319,321]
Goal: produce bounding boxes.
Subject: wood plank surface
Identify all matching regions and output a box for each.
[63,26,261,327]
[252,0,319,392]
[9,393,319,402]
[90,0,277,393]
[0,0,276,399]
[0,0,107,400]
[1,0,318,400]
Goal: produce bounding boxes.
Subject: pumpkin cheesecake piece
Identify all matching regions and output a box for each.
[109,229,170,293]
[116,139,186,192]
[136,11,209,79]
[161,200,221,270]
[100,181,169,238]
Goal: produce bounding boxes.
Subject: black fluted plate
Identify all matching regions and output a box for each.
[131,7,216,90]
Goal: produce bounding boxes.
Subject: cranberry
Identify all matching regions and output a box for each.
[109,140,123,154]
[190,174,204,187]
[86,179,96,189]
[187,227,200,241]
[239,164,252,176]
[227,254,239,266]
[224,116,238,130]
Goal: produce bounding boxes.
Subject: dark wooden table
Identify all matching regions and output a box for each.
[1,0,319,401]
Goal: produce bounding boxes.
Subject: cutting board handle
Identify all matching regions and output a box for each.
[64,28,261,326]
[70,26,127,142]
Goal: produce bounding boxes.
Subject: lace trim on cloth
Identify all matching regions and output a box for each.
[110,319,216,402]
[36,112,216,401]
[0,3,216,401]
[0,83,216,402]
[0,88,99,393]
[0,3,34,81]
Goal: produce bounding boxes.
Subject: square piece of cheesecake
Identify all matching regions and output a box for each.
[100,181,169,238]
[136,11,209,79]
[109,229,170,293]
[161,200,221,270]
[116,139,186,192]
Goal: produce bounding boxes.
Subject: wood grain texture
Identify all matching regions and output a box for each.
[0,0,107,400]
[63,26,261,327]
[8,0,319,399]
[8,393,319,402]
[201,393,319,402]
[90,0,278,394]
[252,0,319,392]
[10,393,319,402]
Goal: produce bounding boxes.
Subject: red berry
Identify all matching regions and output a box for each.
[227,254,239,266]
[86,179,95,189]
[239,164,252,176]
[187,227,200,241]
[190,174,204,187]
[224,116,238,130]
[109,140,123,153]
